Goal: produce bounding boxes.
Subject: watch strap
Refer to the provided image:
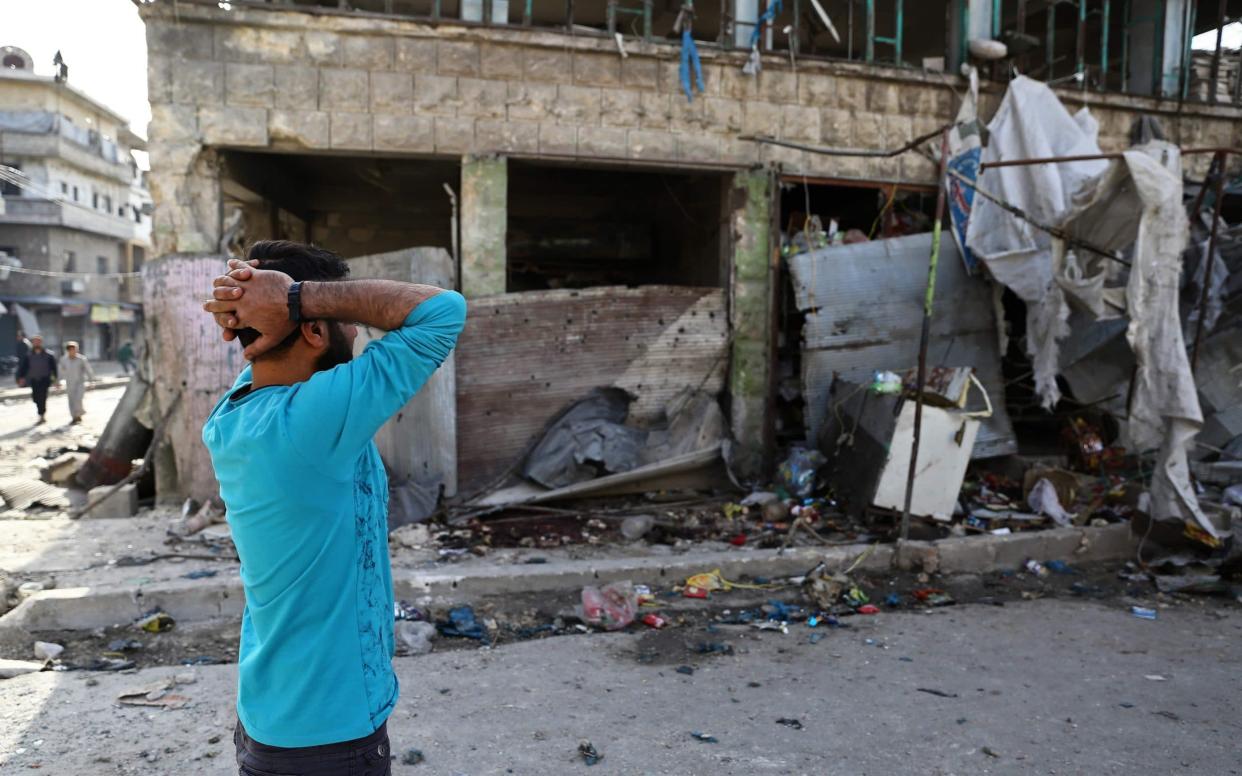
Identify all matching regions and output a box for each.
[287,281,304,323]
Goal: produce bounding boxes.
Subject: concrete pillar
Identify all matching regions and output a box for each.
[728,168,775,479]
[460,154,507,298]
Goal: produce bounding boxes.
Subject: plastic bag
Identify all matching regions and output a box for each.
[581,580,638,630]
[777,448,826,499]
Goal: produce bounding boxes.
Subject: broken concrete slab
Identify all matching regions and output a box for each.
[0,659,44,679]
[82,483,139,519]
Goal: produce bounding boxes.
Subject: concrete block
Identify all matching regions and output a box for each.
[83,483,138,519]
[524,49,573,84]
[853,112,886,148]
[741,101,781,138]
[836,78,867,110]
[199,106,268,146]
[781,104,820,142]
[574,52,621,87]
[171,60,223,106]
[147,55,173,104]
[893,540,938,572]
[719,66,759,101]
[866,81,901,113]
[703,97,742,133]
[627,129,677,161]
[395,38,437,72]
[820,107,850,145]
[302,30,343,66]
[554,85,601,126]
[269,110,330,149]
[274,65,319,110]
[668,96,706,132]
[898,86,941,118]
[457,78,508,119]
[319,68,369,112]
[937,535,999,574]
[460,154,507,298]
[372,114,434,152]
[225,63,275,108]
[506,82,557,122]
[147,20,214,58]
[215,26,305,64]
[414,74,459,117]
[600,89,642,128]
[798,72,836,104]
[433,117,475,154]
[577,126,627,157]
[341,35,393,69]
[638,92,671,129]
[677,133,720,163]
[438,40,481,77]
[330,112,372,150]
[1076,523,1138,562]
[1041,527,1086,562]
[538,123,576,155]
[991,531,1047,571]
[369,71,414,114]
[0,659,45,679]
[622,58,660,90]
[759,70,797,103]
[475,119,539,154]
[147,105,199,144]
[481,44,524,79]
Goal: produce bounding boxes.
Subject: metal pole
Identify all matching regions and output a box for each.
[1101,0,1111,83]
[1077,0,1087,79]
[866,0,875,62]
[1047,0,1057,81]
[1191,150,1228,371]
[899,129,951,543]
[1209,0,1228,103]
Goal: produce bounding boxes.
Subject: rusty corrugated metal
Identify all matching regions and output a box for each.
[454,285,729,493]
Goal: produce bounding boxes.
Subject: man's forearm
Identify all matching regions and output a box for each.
[300,280,445,331]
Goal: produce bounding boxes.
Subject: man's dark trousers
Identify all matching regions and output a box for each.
[28,377,51,416]
[234,719,391,776]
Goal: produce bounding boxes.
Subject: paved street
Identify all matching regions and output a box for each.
[1,597,1239,775]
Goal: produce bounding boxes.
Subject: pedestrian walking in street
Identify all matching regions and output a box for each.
[201,241,465,776]
[15,334,58,425]
[61,341,96,424]
[116,340,136,374]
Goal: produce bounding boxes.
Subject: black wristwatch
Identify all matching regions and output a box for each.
[287,281,304,323]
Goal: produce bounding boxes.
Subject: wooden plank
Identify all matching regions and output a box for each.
[348,247,458,497]
[454,285,729,493]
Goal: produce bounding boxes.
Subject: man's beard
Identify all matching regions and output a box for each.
[314,322,354,372]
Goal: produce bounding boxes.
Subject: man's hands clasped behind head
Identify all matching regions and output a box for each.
[204,258,298,361]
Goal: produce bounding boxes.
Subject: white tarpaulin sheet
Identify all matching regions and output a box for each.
[1058,144,1216,539]
[965,76,1108,406]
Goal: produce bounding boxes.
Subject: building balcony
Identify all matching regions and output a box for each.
[0,196,142,241]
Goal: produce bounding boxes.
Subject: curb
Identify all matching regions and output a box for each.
[0,524,1138,636]
[0,376,130,402]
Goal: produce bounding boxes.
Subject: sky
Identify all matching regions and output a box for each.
[1192,21,1242,50]
[2,0,150,138]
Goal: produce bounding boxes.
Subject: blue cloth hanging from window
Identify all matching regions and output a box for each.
[680,27,704,102]
[749,0,784,49]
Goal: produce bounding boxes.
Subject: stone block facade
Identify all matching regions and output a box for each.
[141,2,1242,255]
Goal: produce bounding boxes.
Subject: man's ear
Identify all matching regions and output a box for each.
[300,320,329,351]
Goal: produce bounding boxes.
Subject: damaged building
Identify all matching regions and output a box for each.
[133,0,1241,538]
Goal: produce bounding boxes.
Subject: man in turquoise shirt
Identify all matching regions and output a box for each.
[201,241,466,775]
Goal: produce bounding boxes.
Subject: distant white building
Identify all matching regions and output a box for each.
[0,45,151,360]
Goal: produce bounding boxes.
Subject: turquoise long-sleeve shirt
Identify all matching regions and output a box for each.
[202,290,466,748]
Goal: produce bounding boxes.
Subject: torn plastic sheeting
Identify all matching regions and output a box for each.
[965,75,1109,409]
[521,387,725,490]
[1056,144,1215,539]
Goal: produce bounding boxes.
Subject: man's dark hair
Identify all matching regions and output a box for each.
[235,240,350,353]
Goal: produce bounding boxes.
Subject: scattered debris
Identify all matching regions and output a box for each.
[0,659,45,679]
[577,739,603,766]
[581,581,638,631]
[32,641,63,662]
[135,610,175,634]
[775,717,803,730]
[402,748,426,766]
[1131,606,1158,620]
[116,676,191,710]
[689,732,718,744]
[395,621,438,657]
[917,688,959,698]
